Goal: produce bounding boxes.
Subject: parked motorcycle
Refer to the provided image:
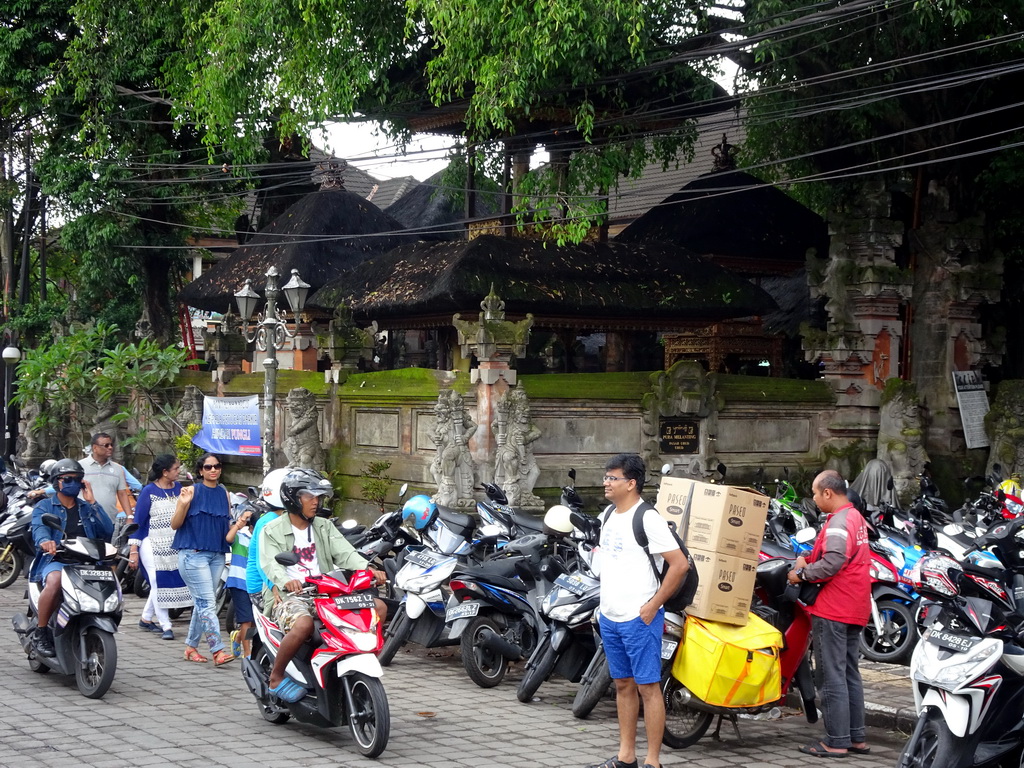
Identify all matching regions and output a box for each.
[240,552,390,758]
[898,515,1024,768]
[10,515,136,698]
[516,507,601,703]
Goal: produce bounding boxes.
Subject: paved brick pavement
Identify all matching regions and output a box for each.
[0,585,915,768]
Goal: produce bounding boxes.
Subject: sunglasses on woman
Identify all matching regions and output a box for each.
[203,463,222,470]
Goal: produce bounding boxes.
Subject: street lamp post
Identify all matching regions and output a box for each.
[234,266,310,475]
[2,344,21,460]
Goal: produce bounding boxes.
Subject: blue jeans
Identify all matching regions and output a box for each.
[812,615,866,748]
[178,549,226,653]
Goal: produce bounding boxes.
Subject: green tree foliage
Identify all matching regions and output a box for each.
[12,321,191,453]
[65,0,727,244]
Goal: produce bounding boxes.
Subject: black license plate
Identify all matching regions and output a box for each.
[404,549,442,569]
[929,630,978,653]
[333,593,376,611]
[554,573,588,596]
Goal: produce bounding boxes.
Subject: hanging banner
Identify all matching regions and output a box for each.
[194,395,262,456]
[952,370,990,450]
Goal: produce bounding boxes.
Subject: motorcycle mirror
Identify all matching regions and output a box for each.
[887,477,895,490]
[993,462,1003,474]
[568,468,576,482]
[123,523,139,537]
[247,485,259,498]
[660,462,673,476]
[717,463,728,482]
[41,513,62,531]
[339,518,359,531]
[794,527,817,544]
[398,483,409,498]
[275,551,300,566]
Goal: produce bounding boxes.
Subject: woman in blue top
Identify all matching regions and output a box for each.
[128,454,191,640]
[171,453,234,666]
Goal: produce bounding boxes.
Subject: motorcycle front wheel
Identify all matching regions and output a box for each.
[346,672,390,758]
[75,627,117,699]
[861,599,916,664]
[572,648,612,719]
[898,708,977,768]
[0,546,24,589]
[661,676,713,749]
[517,639,558,703]
[460,615,508,688]
[378,605,413,666]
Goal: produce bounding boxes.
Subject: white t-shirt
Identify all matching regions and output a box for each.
[596,501,679,622]
[286,524,322,582]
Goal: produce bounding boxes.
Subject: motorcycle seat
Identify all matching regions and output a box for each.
[512,513,545,534]
[436,506,476,538]
[452,559,529,593]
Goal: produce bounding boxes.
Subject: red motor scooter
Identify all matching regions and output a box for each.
[661,557,818,748]
[240,556,390,758]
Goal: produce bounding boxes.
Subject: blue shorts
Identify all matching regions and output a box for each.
[599,609,665,685]
[38,561,64,581]
[229,587,255,624]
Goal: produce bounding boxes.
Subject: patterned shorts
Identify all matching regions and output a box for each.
[271,595,315,631]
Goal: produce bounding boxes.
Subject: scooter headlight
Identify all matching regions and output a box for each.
[911,636,999,691]
[546,603,583,623]
[103,592,121,612]
[76,592,102,613]
[869,560,898,582]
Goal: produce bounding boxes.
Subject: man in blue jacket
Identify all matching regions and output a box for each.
[30,458,113,657]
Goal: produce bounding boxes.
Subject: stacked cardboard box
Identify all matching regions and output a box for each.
[655,477,769,626]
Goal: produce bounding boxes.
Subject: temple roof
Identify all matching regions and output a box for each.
[307,234,777,329]
[383,170,498,241]
[179,187,414,313]
[615,169,829,275]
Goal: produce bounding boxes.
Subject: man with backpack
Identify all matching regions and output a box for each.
[585,453,689,768]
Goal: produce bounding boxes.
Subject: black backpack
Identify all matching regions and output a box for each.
[601,501,699,612]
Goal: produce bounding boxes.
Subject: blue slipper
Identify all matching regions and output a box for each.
[268,676,307,703]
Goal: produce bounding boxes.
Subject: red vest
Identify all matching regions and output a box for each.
[806,503,872,626]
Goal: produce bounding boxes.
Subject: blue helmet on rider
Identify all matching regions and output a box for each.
[402,495,436,530]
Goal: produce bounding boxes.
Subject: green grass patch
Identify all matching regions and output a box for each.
[339,367,471,400]
[519,372,656,401]
[717,374,835,404]
[223,370,330,396]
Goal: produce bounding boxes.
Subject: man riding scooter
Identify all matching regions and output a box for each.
[259,468,387,702]
[30,458,113,657]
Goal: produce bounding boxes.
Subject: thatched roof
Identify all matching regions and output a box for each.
[180,188,413,313]
[384,171,498,241]
[616,170,828,274]
[307,234,777,327]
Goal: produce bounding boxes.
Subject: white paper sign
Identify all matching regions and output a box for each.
[952,370,990,450]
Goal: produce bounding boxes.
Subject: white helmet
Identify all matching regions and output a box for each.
[39,459,58,478]
[543,504,575,536]
[260,467,292,509]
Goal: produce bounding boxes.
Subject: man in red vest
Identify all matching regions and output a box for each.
[788,469,871,757]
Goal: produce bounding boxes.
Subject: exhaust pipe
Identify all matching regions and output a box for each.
[477,627,523,660]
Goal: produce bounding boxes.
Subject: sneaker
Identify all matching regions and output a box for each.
[138,619,159,632]
[161,629,175,641]
[230,630,242,657]
[33,626,55,658]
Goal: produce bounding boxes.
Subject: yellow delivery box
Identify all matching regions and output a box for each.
[655,477,768,560]
[685,549,758,625]
[671,613,782,707]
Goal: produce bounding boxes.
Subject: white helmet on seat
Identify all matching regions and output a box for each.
[260,467,291,509]
[543,504,575,536]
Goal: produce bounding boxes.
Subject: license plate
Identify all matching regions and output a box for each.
[405,549,443,569]
[445,602,480,622]
[929,630,978,653]
[554,573,588,596]
[661,639,679,660]
[333,593,376,611]
[78,569,115,580]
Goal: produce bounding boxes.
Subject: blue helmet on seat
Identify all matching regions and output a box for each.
[402,495,436,530]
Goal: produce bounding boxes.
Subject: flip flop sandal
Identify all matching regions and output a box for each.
[268,676,307,703]
[848,746,871,755]
[212,649,236,666]
[586,759,638,768]
[183,648,208,663]
[799,741,849,758]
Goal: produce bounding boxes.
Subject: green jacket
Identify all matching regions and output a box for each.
[259,513,368,614]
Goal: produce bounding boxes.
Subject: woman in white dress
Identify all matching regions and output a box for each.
[128,454,192,639]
